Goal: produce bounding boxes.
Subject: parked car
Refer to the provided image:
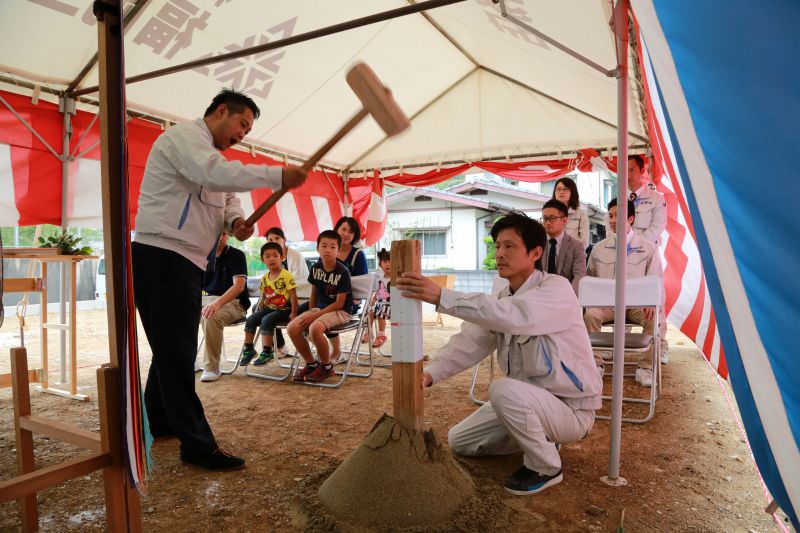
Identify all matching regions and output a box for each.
[95,256,106,300]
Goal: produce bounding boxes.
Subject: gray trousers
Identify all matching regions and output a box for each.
[448,378,595,476]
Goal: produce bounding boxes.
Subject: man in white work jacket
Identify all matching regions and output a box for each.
[584,198,667,387]
[627,155,667,245]
[132,89,307,471]
[396,213,601,495]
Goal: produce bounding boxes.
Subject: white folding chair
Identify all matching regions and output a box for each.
[354,297,393,368]
[196,277,261,375]
[271,274,378,388]
[578,275,663,424]
[467,276,507,405]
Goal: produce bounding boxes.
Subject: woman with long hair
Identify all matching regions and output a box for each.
[333,216,368,276]
[329,216,368,362]
[552,176,589,248]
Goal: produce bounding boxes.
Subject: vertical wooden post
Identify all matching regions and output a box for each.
[69,261,78,396]
[98,366,141,532]
[96,0,141,529]
[40,262,48,390]
[11,347,38,532]
[390,240,424,431]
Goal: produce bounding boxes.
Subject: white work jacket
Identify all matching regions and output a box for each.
[134,118,283,269]
[631,182,667,245]
[427,271,602,410]
[566,206,590,248]
[587,232,663,280]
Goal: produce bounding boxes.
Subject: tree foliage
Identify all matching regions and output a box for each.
[482,235,496,270]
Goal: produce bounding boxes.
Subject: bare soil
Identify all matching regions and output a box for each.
[0,309,792,532]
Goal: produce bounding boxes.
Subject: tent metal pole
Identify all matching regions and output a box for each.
[602,0,629,487]
[70,112,100,158]
[0,93,61,159]
[348,143,648,174]
[346,67,478,171]
[497,0,616,77]
[58,96,76,386]
[66,0,152,93]
[482,66,647,142]
[73,140,102,161]
[73,0,468,97]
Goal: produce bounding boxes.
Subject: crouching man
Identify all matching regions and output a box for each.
[396,213,601,495]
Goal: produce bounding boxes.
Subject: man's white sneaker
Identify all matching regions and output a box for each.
[200,370,221,382]
[635,368,653,387]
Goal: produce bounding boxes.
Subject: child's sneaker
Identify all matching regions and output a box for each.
[240,346,257,366]
[372,334,387,348]
[252,347,274,366]
[292,362,319,383]
[305,363,335,383]
[504,466,563,495]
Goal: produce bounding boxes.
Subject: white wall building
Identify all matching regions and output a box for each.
[381,173,608,271]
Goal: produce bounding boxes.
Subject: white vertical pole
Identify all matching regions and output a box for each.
[604,0,629,485]
[58,97,74,384]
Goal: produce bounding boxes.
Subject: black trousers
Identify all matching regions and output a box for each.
[132,242,217,457]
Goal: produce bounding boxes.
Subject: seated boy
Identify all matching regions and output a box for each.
[241,242,298,366]
[287,230,353,383]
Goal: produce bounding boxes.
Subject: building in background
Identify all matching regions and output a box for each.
[382,172,607,271]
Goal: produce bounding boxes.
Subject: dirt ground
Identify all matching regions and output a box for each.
[0,309,793,532]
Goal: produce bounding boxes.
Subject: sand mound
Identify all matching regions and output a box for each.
[317,414,475,528]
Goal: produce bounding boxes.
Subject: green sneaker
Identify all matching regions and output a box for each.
[240,346,257,366]
[252,348,274,366]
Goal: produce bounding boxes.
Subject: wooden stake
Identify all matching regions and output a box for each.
[390,240,424,431]
[11,347,38,532]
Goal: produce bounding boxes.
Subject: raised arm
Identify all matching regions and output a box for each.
[162,132,283,192]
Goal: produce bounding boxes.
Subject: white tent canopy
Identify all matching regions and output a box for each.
[0,0,645,171]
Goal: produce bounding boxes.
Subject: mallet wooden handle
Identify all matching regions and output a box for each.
[244,108,369,227]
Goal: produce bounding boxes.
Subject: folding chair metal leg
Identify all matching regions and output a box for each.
[297,315,373,388]
[468,353,497,406]
[244,325,298,381]
[245,352,300,382]
[196,333,205,358]
[355,319,391,368]
[596,340,660,424]
[468,364,486,406]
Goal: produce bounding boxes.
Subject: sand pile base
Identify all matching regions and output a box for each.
[317,414,475,528]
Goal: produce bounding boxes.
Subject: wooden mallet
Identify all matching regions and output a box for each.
[244,63,410,226]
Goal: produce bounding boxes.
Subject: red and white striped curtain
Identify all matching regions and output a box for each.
[0,90,345,242]
[635,26,726,377]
